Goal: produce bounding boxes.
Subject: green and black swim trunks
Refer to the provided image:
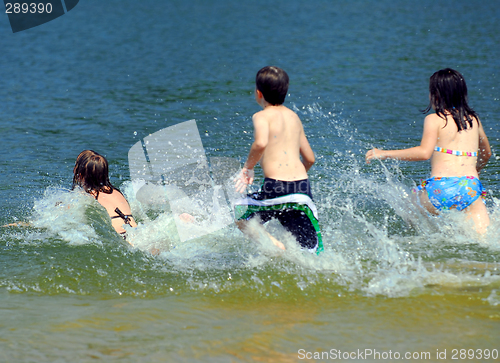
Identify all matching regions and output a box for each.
[234,178,323,254]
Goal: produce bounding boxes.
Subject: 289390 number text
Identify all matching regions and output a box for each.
[451,349,498,360]
[5,3,53,14]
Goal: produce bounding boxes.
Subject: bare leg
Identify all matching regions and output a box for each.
[413,187,489,234]
[236,220,286,250]
[2,222,31,227]
[463,198,490,234]
[266,233,286,251]
[417,190,439,215]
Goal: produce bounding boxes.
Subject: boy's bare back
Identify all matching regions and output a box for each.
[235,66,315,193]
[253,105,314,181]
[234,66,322,253]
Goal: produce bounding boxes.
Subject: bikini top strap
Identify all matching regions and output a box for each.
[113,207,133,226]
[434,146,477,157]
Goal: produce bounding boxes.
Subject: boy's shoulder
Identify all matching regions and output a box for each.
[252,105,299,121]
[252,108,270,126]
[252,108,267,118]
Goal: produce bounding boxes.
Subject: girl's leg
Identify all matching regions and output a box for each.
[464,198,490,234]
[416,189,439,215]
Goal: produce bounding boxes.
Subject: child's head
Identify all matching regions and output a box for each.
[256,66,289,105]
[428,68,469,110]
[426,68,478,130]
[72,150,114,196]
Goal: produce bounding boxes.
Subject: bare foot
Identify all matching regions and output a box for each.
[236,219,285,251]
[179,213,195,223]
[267,233,286,250]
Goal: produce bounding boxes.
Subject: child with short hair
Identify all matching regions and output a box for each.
[366,68,491,233]
[235,66,323,253]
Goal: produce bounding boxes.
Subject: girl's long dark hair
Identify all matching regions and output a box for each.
[72,150,116,199]
[423,68,479,131]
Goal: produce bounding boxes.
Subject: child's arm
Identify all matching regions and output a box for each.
[366,115,439,163]
[244,114,269,170]
[299,126,315,172]
[476,120,491,173]
[235,114,268,192]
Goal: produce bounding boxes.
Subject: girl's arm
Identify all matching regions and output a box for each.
[366,115,440,163]
[476,120,492,173]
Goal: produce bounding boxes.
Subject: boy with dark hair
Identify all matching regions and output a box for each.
[235,66,323,253]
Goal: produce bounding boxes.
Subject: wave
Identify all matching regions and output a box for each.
[1,104,499,301]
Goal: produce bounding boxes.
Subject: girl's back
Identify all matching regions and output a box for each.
[430,113,481,178]
[96,189,135,234]
[73,150,137,236]
[366,68,491,233]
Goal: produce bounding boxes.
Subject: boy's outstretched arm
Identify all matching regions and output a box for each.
[244,114,269,170]
[299,126,315,172]
[235,114,269,193]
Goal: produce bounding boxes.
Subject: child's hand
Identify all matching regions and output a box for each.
[234,167,254,193]
[366,148,384,164]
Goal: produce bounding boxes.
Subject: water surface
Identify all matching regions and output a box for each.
[1,0,499,361]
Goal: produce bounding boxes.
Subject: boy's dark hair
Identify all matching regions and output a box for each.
[423,68,479,131]
[256,66,289,105]
[72,150,116,199]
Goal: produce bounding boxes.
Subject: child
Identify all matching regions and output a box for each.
[72,150,137,238]
[234,66,323,253]
[366,68,492,233]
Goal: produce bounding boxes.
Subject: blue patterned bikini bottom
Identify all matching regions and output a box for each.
[414,176,486,211]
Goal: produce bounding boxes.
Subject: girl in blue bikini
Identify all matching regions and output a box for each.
[366,68,492,233]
